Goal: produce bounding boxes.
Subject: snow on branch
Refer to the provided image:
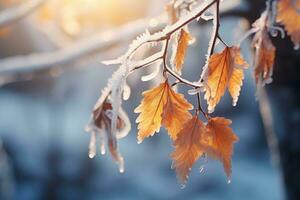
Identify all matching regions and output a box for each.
[0,0,46,27]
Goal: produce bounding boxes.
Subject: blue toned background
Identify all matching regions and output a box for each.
[0,0,293,199]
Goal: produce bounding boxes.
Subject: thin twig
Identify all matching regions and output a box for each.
[209,0,221,56]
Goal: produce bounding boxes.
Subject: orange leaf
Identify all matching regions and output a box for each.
[277,0,300,48]
[204,117,238,179]
[252,28,276,85]
[171,116,206,184]
[174,29,192,72]
[203,46,248,113]
[135,82,168,143]
[135,81,192,142]
[162,85,193,140]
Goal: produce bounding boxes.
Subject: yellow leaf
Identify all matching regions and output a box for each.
[204,117,238,179]
[203,46,248,113]
[171,116,206,184]
[135,81,193,142]
[277,0,300,48]
[252,28,276,85]
[135,82,168,143]
[162,84,193,140]
[174,29,192,72]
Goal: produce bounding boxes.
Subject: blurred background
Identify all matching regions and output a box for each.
[0,0,299,199]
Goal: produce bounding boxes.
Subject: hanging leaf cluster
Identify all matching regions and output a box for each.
[85,0,300,186]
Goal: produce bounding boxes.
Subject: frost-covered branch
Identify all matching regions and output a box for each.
[0,0,46,27]
[0,18,163,75]
[105,0,217,88]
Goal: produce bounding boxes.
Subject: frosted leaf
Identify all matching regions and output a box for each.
[86,61,131,170]
[141,60,162,82]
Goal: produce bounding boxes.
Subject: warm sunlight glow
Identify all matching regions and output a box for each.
[36,0,148,36]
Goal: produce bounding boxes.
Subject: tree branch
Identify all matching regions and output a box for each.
[0,18,164,75]
[0,0,46,28]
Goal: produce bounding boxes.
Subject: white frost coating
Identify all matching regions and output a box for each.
[85,61,132,172]
[170,31,180,71]
[200,3,217,81]
[141,60,162,82]
[187,87,202,95]
[102,58,124,66]
[131,52,162,70]
[123,82,131,101]
[101,0,215,70]
[98,129,106,155]
[110,63,130,137]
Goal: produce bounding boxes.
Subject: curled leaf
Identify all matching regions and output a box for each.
[86,97,131,172]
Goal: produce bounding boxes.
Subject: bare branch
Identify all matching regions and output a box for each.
[0,18,164,75]
[0,0,46,28]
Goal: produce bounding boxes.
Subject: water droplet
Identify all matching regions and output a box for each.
[89,153,95,159]
[100,147,106,155]
[232,100,237,107]
[100,141,106,155]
